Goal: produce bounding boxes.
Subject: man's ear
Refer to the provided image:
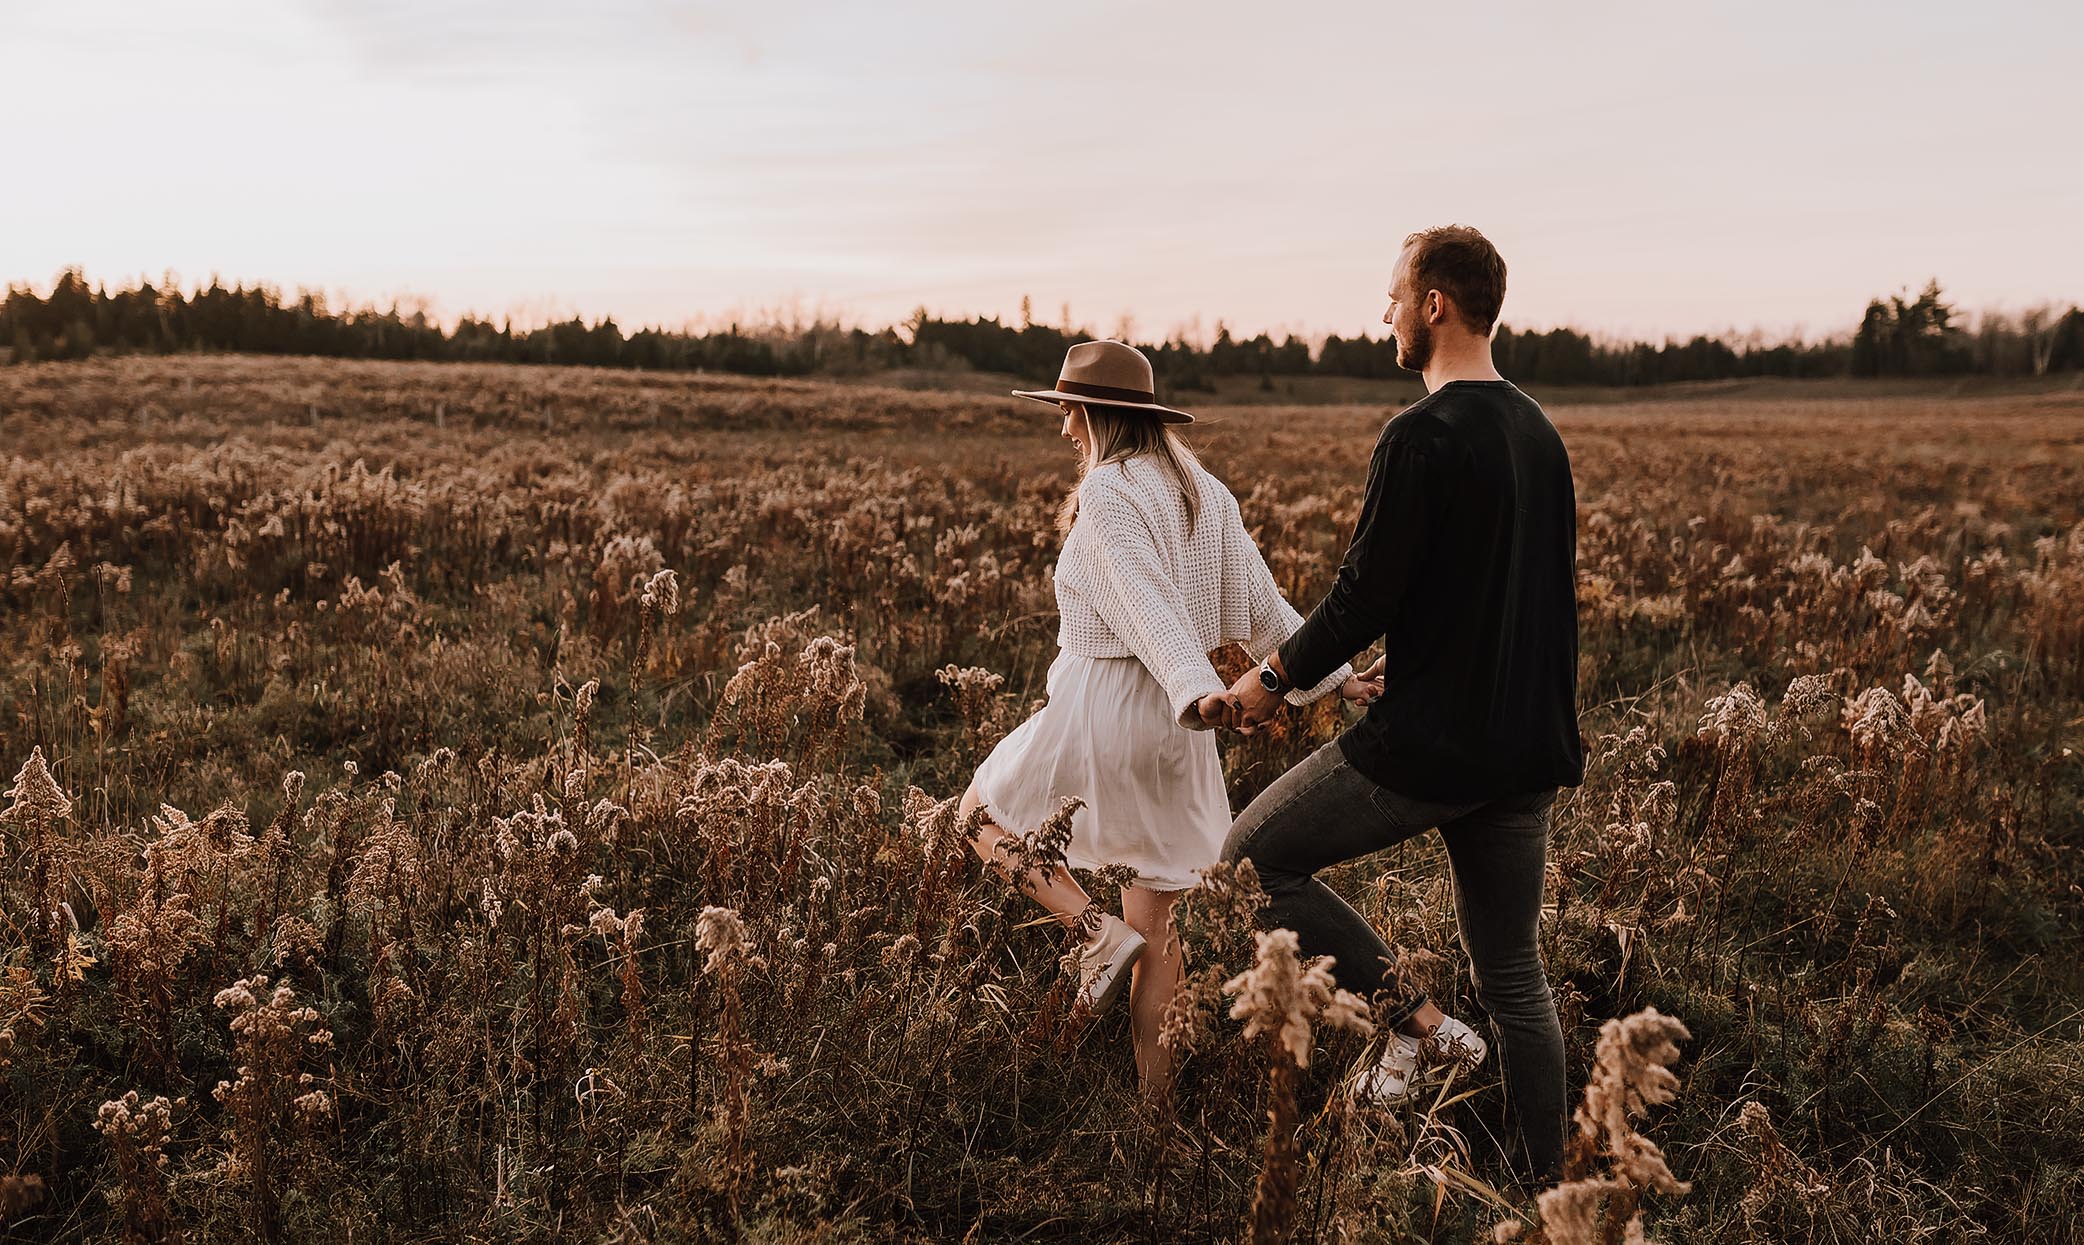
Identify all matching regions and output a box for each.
[1425,289,1448,326]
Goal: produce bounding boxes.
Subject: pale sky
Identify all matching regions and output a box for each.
[3,1,2078,344]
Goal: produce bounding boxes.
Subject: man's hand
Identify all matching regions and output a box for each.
[1194,691,1241,730]
[1228,664,1285,736]
[1358,653,1386,683]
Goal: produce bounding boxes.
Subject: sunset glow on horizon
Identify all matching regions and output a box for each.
[4,0,2078,345]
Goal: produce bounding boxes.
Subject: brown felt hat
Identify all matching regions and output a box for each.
[1012,339,1194,424]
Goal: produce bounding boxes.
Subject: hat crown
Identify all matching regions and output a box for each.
[1010,338,1191,422]
[1060,340,1155,398]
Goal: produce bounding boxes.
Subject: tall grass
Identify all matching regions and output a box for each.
[1,355,2080,1242]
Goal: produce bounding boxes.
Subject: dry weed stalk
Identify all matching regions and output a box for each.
[1496,1007,1691,1245]
[1734,1100,1829,1229]
[935,663,1017,762]
[3,747,75,968]
[92,1090,180,1243]
[695,905,762,1210]
[1225,929,1374,1245]
[210,975,335,1243]
[712,614,868,767]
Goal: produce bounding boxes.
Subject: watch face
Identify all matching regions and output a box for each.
[1258,666,1282,692]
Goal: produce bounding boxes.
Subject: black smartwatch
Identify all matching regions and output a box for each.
[1257,660,1289,694]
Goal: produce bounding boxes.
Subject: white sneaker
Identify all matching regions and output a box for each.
[1352,1015,1489,1105]
[1073,914,1147,1015]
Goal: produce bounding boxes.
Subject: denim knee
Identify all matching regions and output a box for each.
[1471,956,1551,1015]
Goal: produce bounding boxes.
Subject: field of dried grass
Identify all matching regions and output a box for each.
[2,354,2081,1243]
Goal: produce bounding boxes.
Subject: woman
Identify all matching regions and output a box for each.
[955,340,1380,1091]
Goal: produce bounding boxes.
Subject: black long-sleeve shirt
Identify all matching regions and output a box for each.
[1278,380,1585,803]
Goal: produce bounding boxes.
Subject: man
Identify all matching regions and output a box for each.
[1220,224,1584,1184]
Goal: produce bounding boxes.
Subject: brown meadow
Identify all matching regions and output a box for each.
[2,355,2082,1243]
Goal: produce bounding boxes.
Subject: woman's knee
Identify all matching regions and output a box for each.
[954,784,1010,862]
[1120,887,1182,940]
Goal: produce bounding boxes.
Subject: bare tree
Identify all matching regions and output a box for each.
[2022,304,2063,377]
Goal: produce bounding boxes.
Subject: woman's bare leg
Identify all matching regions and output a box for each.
[957,782,1096,930]
[1120,885,1184,1092]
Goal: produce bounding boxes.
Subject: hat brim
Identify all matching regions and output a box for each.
[1011,388,1195,425]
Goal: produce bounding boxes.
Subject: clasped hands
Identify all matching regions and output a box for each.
[1194,654,1385,734]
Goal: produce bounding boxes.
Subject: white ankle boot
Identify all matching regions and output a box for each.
[1073,914,1146,1015]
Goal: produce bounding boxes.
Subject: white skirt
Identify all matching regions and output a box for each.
[970,650,1231,892]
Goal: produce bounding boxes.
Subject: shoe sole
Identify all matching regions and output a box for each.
[1081,932,1146,1016]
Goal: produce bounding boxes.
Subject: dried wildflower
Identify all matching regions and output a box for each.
[1158,965,1229,1059]
[1174,858,1271,957]
[1775,673,1837,738]
[697,906,753,978]
[880,932,920,971]
[1533,1177,1628,1245]
[639,567,681,616]
[993,794,1081,884]
[291,1089,334,1125]
[1696,681,1767,747]
[267,914,322,970]
[1227,929,1371,1245]
[714,623,868,764]
[346,800,423,911]
[1842,685,1915,756]
[1576,1008,1691,1192]
[92,1090,177,1240]
[1224,928,1373,1069]
[937,663,1016,754]
[696,904,765,1210]
[92,1089,175,1148]
[800,636,866,720]
[2,746,72,826]
[586,798,627,840]
[1901,671,1989,754]
[211,975,335,1236]
[1511,1007,1693,1244]
[1736,1100,1830,1222]
[574,677,600,755]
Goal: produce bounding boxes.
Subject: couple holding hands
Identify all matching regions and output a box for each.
[952,224,1584,1183]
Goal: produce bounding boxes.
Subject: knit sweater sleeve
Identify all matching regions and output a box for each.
[1237,502,1352,705]
[1078,479,1229,729]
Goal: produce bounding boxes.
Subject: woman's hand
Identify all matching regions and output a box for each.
[1339,670,1384,704]
[1195,692,1242,730]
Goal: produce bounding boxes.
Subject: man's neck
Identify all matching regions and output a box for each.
[1421,337,1504,393]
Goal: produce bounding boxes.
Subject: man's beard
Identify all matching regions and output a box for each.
[1395,317,1433,372]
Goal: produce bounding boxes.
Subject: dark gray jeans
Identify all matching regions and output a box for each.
[1220,738,1565,1181]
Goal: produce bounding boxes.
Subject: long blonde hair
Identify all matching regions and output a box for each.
[1055,403,1203,537]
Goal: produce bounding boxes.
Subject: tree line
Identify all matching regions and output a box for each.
[4,268,2080,387]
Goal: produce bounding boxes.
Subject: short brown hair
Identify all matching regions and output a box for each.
[1403,225,1507,334]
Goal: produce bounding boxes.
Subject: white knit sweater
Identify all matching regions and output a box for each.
[1053,454,1353,728]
